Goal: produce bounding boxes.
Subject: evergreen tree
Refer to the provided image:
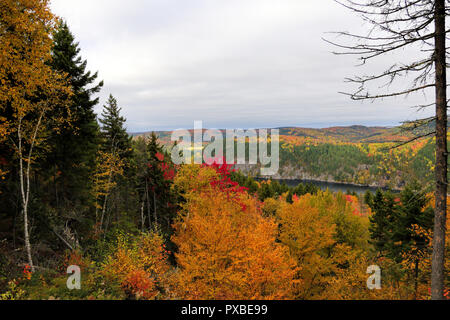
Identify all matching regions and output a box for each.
[389,182,434,263]
[99,94,132,159]
[46,20,103,208]
[368,189,396,255]
[96,94,133,233]
[143,132,177,235]
[368,183,434,298]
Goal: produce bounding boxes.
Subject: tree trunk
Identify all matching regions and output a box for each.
[23,206,33,272]
[100,170,113,229]
[414,259,419,300]
[17,111,44,273]
[145,181,152,230]
[153,190,158,225]
[140,200,145,231]
[18,121,34,272]
[431,0,447,301]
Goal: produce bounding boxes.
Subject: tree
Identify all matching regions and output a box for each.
[93,150,124,229]
[100,232,171,300]
[368,183,434,298]
[328,0,448,299]
[0,0,71,271]
[99,94,132,159]
[390,183,434,299]
[171,163,296,299]
[276,195,336,299]
[97,95,132,232]
[368,189,397,255]
[46,19,103,209]
[141,132,176,233]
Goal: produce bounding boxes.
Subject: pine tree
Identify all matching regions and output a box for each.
[46,20,103,208]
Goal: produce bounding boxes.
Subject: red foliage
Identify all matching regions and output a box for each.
[201,157,249,210]
[155,152,164,162]
[123,269,157,299]
[23,265,32,280]
[161,163,175,180]
[202,157,247,193]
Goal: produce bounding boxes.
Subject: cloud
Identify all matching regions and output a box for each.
[50,0,434,131]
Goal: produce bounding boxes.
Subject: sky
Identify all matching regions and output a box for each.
[50,0,435,132]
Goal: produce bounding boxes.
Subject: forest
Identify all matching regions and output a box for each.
[0,0,449,300]
[138,126,437,190]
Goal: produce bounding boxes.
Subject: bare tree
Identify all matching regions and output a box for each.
[326,0,448,299]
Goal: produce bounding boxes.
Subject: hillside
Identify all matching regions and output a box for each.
[131,125,434,189]
[278,125,411,143]
[132,124,412,144]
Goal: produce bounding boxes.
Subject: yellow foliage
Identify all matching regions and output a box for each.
[171,166,296,299]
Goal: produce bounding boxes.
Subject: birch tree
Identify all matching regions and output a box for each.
[0,0,71,271]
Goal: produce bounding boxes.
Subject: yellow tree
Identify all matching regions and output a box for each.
[171,164,296,299]
[93,150,124,230]
[276,195,336,298]
[0,0,71,270]
[275,193,375,299]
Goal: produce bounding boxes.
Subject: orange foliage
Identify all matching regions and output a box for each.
[101,232,171,300]
[171,164,296,300]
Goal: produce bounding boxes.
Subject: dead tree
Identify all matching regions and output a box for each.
[325,0,448,299]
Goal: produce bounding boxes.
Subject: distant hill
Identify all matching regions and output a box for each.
[131,124,412,145]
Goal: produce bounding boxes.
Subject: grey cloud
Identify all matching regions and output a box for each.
[51,0,435,132]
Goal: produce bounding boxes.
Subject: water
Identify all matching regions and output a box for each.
[274,179,384,195]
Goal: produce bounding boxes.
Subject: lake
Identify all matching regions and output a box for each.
[273,179,385,195]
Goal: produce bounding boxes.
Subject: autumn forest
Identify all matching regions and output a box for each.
[0,0,449,302]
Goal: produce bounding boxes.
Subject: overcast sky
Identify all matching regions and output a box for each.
[50,0,435,132]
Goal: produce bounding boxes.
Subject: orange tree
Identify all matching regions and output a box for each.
[171,161,296,299]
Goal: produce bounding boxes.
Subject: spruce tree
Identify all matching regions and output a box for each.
[389,182,434,263]
[368,189,396,255]
[46,20,103,208]
[143,132,176,234]
[390,182,434,298]
[368,183,434,298]
[97,94,132,233]
[99,94,132,158]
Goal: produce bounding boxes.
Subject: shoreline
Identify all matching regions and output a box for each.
[256,177,402,192]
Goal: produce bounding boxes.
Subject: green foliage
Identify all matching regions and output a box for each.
[45,19,103,208]
[229,170,319,202]
[99,94,132,159]
[281,143,373,182]
[368,182,434,263]
[368,189,397,254]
